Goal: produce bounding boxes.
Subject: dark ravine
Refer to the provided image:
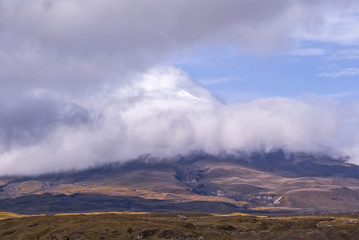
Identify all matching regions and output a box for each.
[0,193,243,215]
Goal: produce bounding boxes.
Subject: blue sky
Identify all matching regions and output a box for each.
[176,42,359,103]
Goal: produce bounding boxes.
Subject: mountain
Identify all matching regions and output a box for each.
[1,150,359,215]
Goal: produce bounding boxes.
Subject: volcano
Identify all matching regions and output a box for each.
[1,150,359,215]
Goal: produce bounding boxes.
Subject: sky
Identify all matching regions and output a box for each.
[177,44,359,103]
[1,0,359,175]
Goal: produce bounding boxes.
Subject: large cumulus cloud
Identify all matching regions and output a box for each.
[2,66,359,175]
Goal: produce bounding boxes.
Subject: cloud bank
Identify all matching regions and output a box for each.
[2,66,359,175]
[1,0,359,175]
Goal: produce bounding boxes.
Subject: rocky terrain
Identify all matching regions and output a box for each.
[1,150,359,215]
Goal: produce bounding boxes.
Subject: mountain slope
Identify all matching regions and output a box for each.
[1,151,359,214]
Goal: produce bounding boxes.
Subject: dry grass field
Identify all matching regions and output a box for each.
[1,211,359,239]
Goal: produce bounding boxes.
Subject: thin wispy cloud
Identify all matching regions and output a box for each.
[319,68,359,78]
[320,91,359,100]
[331,49,359,60]
[289,48,325,56]
[199,77,232,86]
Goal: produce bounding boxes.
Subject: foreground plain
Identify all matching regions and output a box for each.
[1,212,359,239]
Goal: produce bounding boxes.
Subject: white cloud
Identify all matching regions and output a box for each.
[0,0,357,95]
[1,66,359,175]
[295,1,359,45]
[1,0,359,175]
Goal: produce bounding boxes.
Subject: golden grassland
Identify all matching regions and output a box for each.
[0,212,47,221]
[1,211,359,239]
[55,211,150,216]
[0,212,25,220]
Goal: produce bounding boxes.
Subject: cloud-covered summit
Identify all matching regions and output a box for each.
[1,0,359,175]
[1,66,359,175]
